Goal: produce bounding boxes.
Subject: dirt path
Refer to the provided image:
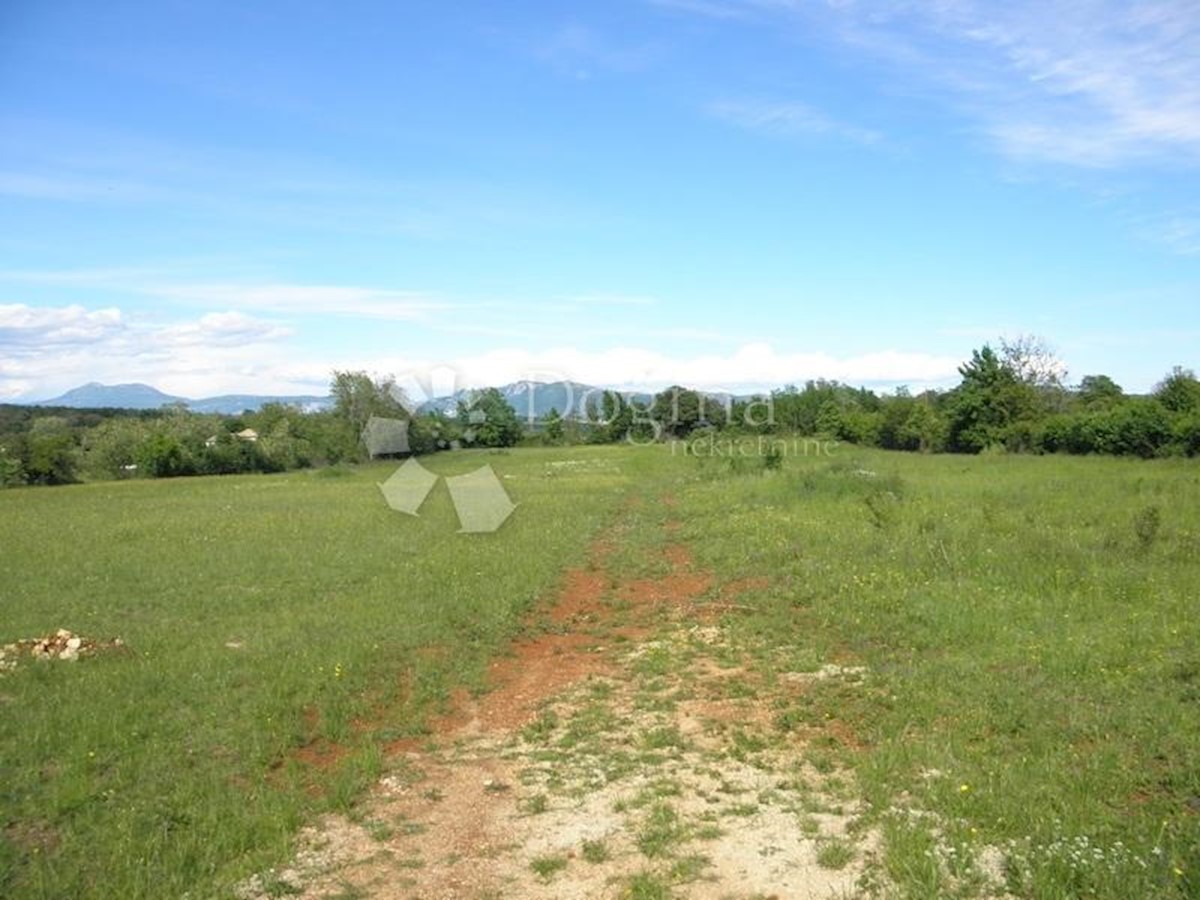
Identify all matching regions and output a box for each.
[237,506,883,899]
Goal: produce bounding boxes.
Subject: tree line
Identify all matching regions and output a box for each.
[2,345,1197,488]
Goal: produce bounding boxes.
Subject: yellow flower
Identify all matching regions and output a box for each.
[959,784,970,793]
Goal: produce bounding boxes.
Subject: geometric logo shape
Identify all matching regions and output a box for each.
[362,415,411,457]
[378,457,438,515]
[444,465,518,533]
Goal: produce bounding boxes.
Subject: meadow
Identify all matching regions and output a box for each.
[1,442,1197,898]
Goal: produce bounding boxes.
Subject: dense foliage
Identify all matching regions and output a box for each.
[2,350,1198,489]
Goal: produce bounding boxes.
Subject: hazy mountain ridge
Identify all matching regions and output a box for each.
[33,380,749,418]
[34,382,331,414]
[417,380,655,420]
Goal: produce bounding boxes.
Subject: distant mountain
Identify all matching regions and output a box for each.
[34,382,331,414]
[186,394,331,414]
[419,380,655,421]
[36,382,186,410]
[34,379,749,419]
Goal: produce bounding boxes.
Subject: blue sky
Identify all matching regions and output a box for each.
[1,0,1198,401]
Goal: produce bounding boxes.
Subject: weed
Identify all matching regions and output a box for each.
[670,854,711,881]
[637,803,687,857]
[816,838,855,870]
[521,793,549,815]
[521,709,558,744]
[529,854,568,879]
[641,726,686,751]
[1134,504,1161,552]
[626,871,672,899]
[581,838,610,863]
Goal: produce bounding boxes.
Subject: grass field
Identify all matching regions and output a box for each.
[2,442,1198,898]
[0,446,681,898]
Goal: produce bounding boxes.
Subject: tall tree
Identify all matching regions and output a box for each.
[946,345,1038,453]
[457,388,523,447]
[1076,374,1124,409]
[1154,366,1200,413]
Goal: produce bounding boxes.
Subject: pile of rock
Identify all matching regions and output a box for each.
[0,629,124,674]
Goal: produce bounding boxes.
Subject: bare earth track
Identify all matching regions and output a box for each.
[237,501,893,899]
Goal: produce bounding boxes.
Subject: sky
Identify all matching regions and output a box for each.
[1,0,1198,401]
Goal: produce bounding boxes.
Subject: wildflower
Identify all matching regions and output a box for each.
[959,783,970,793]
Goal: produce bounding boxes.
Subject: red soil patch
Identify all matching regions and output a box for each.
[617,572,713,605]
[293,740,350,772]
[472,632,612,731]
[549,568,608,625]
[721,575,771,600]
[826,718,867,752]
[662,542,693,569]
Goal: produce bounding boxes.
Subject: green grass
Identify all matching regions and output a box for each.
[0,445,680,899]
[4,441,1199,898]
[675,447,1200,898]
[528,853,568,879]
[581,838,610,863]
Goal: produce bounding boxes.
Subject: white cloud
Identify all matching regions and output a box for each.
[158,311,294,347]
[147,282,448,321]
[0,302,965,401]
[0,304,301,400]
[670,1,1200,169]
[0,304,125,348]
[836,1,1200,168]
[313,344,964,396]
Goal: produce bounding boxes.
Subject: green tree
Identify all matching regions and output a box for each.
[458,388,522,447]
[815,400,844,437]
[23,417,79,484]
[1154,366,1200,414]
[136,432,191,477]
[82,418,149,478]
[330,370,412,459]
[543,407,564,444]
[946,345,1039,453]
[1076,374,1124,409]
[0,445,26,487]
[900,398,947,452]
[650,386,704,438]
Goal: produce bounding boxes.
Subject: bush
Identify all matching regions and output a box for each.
[0,450,26,487]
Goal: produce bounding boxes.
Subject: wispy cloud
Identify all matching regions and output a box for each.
[0,171,161,203]
[647,0,752,20]
[148,283,448,321]
[275,343,964,399]
[1131,211,1200,256]
[709,98,880,145]
[666,1,1200,169]
[842,1,1200,168]
[534,24,666,78]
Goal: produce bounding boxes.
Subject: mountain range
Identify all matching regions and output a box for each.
[33,383,332,415]
[31,380,740,420]
[417,380,656,420]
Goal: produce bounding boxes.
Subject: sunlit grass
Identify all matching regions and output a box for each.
[0,445,680,898]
